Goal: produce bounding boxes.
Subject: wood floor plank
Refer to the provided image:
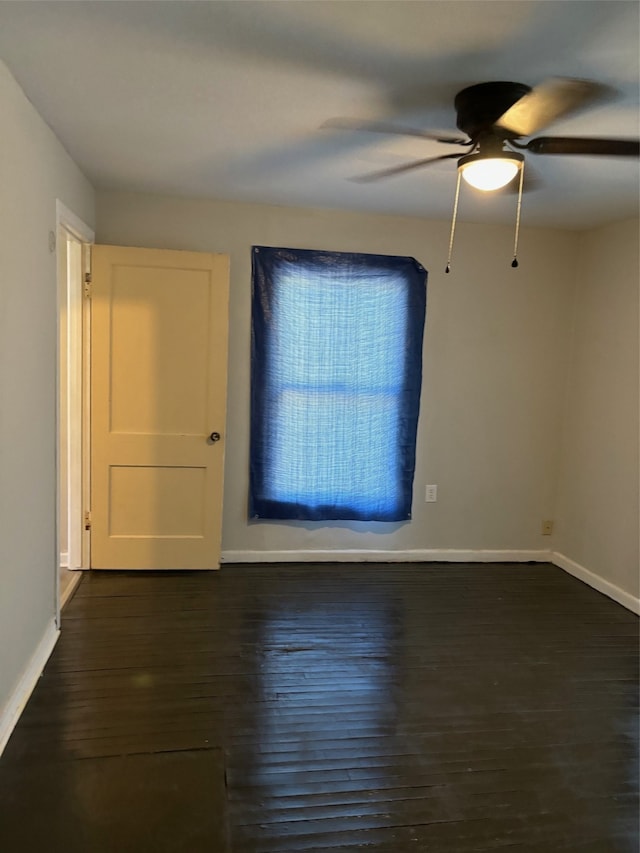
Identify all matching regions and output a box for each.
[0,748,228,852]
[0,563,637,851]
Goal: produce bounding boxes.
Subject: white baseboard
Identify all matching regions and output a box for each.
[221,549,551,564]
[0,618,60,757]
[551,552,640,615]
[60,570,83,610]
[59,551,69,569]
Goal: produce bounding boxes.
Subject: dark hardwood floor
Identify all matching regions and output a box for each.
[0,563,638,852]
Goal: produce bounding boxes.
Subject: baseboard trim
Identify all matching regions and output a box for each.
[59,551,69,569]
[221,549,551,564]
[551,552,640,615]
[0,618,60,757]
[60,570,83,610]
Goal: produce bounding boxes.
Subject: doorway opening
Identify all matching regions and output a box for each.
[56,201,93,623]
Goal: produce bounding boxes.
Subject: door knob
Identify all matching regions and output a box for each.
[209,432,221,443]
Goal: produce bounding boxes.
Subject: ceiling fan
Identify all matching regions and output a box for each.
[325,78,639,270]
[325,78,639,190]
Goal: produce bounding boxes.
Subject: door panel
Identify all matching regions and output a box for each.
[91,245,229,569]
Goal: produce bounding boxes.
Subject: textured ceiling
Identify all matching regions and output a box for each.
[0,0,638,228]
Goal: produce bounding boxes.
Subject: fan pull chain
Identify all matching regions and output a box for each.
[511,162,525,268]
[445,170,462,274]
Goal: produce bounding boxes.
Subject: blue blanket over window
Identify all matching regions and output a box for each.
[250,246,427,522]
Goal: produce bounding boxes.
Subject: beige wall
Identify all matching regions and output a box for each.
[555,219,639,598]
[0,61,94,716]
[97,190,577,556]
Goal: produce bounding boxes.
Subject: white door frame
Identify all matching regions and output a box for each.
[55,200,94,626]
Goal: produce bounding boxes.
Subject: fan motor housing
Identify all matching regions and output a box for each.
[454,81,531,139]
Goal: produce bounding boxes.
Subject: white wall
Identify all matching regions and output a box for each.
[555,219,639,601]
[0,61,94,721]
[97,190,577,557]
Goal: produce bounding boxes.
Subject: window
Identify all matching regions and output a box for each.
[250,246,427,522]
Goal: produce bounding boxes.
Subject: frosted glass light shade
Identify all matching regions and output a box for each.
[459,152,524,191]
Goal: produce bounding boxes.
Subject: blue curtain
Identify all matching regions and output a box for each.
[250,246,427,522]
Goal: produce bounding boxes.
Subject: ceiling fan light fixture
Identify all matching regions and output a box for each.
[458,151,524,191]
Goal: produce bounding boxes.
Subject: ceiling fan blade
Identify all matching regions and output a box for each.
[322,118,469,146]
[495,78,611,137]
[352,152,461,183]
[524,136,640,157]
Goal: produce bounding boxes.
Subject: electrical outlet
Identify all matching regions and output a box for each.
[542,520,554,536]
[425,485,438,502]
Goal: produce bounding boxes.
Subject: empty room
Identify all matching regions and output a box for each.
[0,2,638,851]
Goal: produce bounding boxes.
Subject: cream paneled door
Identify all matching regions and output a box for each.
[91,245,229,569]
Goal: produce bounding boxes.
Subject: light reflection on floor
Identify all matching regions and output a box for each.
[230,589,402,795]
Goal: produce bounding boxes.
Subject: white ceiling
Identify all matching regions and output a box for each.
[0,0,638,228]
